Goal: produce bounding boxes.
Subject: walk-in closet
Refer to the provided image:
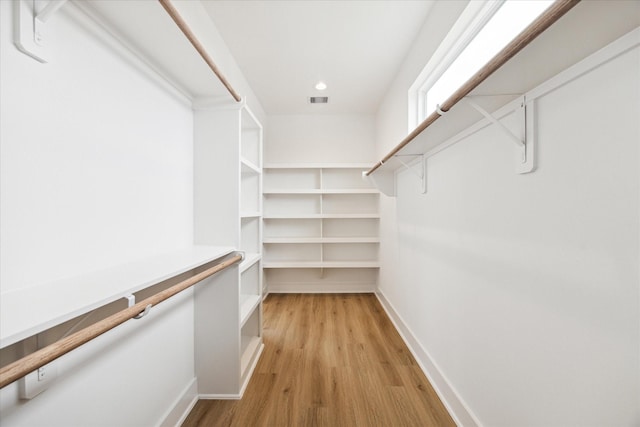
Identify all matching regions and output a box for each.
[1,1,638,426]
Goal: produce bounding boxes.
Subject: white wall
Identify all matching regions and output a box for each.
[0,1,261,425]
[375,2,640,426]
[266,114,375,164]
[0,5,195,292]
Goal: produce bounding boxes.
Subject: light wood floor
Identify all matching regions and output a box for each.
[182,293,455,427]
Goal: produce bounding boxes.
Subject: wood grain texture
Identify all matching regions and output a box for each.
[183,294,455,427]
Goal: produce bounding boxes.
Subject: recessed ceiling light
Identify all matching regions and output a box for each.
[315,81,327,91]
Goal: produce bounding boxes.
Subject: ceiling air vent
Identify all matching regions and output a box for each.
[309,96,328,104]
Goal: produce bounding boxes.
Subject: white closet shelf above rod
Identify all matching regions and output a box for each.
[365,0,580,196]
[0,250,243,389]
[158,0,242,102]
[16,0,243,103]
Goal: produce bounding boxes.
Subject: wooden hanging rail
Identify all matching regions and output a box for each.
[0,253,243,389]
[365,0,580,176]
[158,0,242,102]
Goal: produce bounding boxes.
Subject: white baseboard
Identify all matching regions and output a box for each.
[375,290,482,427]
[198,393,242,400]
[159,378,199,427]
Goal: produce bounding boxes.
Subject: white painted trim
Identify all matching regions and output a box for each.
[158,378,198,427]
[527,26,640,101]
[239,343,264,397]
[375,290,483,427]
[409,0,504,130]
[264,163,374,169]
[198,393,241,400]
[268,282,376,293]
[425,26,640,164]
[192,96,244,111]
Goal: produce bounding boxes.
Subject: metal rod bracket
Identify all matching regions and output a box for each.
[14,0,68,63]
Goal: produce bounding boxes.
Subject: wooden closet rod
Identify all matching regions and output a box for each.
[365,0,580,176]
[158,0,242,102]
[0,253,243,389]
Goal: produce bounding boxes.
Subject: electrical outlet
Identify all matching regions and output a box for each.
[37,366,46,381]
[19,361,58,399]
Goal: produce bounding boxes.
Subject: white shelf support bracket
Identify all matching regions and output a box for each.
[466,96,535,174]
[14,0,68,63]
[394,154,427,194]
[124,294,152,320]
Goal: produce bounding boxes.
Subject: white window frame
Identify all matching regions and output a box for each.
[408,0,504,131]
[409,0,557,132]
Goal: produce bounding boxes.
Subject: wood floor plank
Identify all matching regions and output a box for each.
[182,293,455,427]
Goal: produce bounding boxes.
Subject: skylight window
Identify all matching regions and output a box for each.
[409,0,554,129]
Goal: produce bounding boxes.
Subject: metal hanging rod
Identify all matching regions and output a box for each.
[365,0,580,177]
[0,253,243,389]
[158,0,242,102]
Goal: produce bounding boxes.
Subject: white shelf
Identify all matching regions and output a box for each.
[240,253,261,272]
[79,1,230,100]
[367,12,640,196]
[240,335,262,375]
[263,237,379,244]
[263,261,380,269]
[240,294,261,327]
[264,214,380,219]
[194,102,263,396]
[263,163,373,169]
[262,164,379,292]
[263,189,379,194]
[240,211,262,218]
[0,245,236,349]
[241,158,261,174]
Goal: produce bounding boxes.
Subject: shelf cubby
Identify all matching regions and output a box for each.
[262,164,379,292]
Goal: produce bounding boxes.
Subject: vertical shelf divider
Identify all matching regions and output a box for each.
[194,101,264,398]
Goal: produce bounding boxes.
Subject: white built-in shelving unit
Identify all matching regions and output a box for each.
[263,164,379,293]
[194,101,264,397]
[0,246,236,350]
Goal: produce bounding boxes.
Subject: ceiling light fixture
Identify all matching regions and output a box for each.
[315,81,327,91]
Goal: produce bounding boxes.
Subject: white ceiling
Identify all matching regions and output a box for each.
[201,1,435,115]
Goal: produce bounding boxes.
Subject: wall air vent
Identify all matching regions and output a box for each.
[309,96,328,104]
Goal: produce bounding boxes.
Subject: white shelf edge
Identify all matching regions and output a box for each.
[263,261,380,269]
[263,163,374,169]
[240,294,261,327]
[263,214,380,219]
[240,336,263,376]
[240,211,262,218]
[241,157,261,174]
[263,189,378,194]
[368,25,640,181]
[241,105,263,131]
[263,237,380,244]
[240,253,261,272]
[76,1,230,101]
[0,245,237,348]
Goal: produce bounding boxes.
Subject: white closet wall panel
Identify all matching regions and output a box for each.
[0,3,194,293]
[379,26,640,427]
